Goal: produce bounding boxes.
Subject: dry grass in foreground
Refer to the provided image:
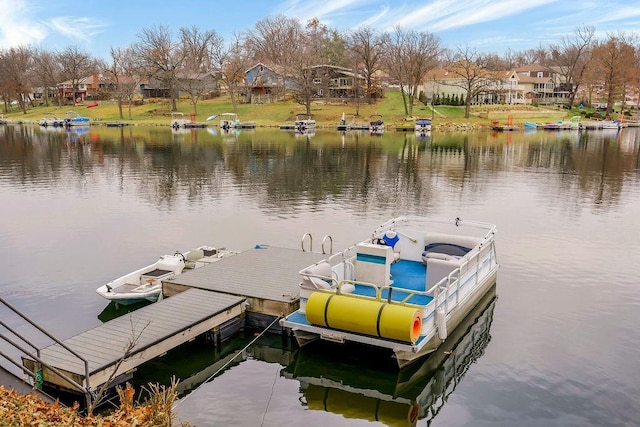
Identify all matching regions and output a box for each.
[0,380,192,427]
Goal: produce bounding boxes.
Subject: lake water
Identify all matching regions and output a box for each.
[1,124,639,426]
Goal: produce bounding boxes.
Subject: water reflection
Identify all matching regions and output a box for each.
[281,285,496,426]
[1,126,638,215]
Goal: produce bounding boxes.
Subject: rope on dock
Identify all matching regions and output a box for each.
[172,315,282,410]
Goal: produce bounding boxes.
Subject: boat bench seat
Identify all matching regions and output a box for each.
[300,262,333,290]
[425,255,463,294]
[422,232,481,259]
[421,232,481,294]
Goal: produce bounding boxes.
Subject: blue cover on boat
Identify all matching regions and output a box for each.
[423,242,470,257]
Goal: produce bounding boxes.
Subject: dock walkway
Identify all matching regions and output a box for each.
[164,246,328,321]
[23,288,245,392]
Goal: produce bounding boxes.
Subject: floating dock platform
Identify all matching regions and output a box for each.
[22,245,328,395]
[163,246,328,328]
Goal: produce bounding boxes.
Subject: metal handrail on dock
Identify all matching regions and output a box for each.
[0,297,93,408]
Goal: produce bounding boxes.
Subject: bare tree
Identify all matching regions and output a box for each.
[31,48,62,107]
[384,26,441,117]
[0,46,34,113]
[134,25,187,111]
[104,46,144,119]
[590,32,637,115]
[444,46,502,118]
[518,45,550,65]
[548,25,595,106]
[245,15,300,65]
[348,26,385,102]
[215,32,252,113]
[57,45,98,105]
[246,15,320,116]
[179,25,223,115]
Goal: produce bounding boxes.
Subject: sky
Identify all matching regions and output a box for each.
[1,0,640,60]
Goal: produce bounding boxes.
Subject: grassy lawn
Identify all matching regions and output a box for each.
[2,91,576,128]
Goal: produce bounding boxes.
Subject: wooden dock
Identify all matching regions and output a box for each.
[22,245,328,395]
[23,288,245,392]
[164,246,328,323]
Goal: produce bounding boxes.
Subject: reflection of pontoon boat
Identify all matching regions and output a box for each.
[282,285,497,426]
[280,215,499,367]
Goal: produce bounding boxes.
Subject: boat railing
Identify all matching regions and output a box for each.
[372,216,496,244]
[335,280,379,297]
[378,285,434,305]
[429,236,497,314]
[0,297,93,408]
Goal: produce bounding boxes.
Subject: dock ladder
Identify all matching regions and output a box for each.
[301,233,333,254]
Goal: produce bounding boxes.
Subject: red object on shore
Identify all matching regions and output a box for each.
[87,102,98,108]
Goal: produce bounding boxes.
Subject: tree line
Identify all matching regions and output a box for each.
[0,16,638,119]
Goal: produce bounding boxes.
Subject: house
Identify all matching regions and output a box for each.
[420,68,518,105]
[57,75,108,103]
[175,70,220,98]
[421,64,574,106]
[307,65,366,99]
[245,63,290,104]
[513,64,562,105]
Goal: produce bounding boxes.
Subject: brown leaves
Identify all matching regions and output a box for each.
[0,384,188,426]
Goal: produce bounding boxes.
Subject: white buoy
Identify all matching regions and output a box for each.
[436,307,448,340]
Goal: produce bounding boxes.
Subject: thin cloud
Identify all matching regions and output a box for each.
[0,0,48,47]
[49,16,107,43]
[395,0,561,32]
[277,0,368,24]
[355,5,391,29]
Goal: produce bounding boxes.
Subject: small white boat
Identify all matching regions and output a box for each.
[600,120,622,129]
[542,116,580,131]
[280,216,499,368]
[39,113,65,127]
[96,246,235,304]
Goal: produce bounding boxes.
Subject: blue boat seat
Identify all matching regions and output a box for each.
[381,231,401,263]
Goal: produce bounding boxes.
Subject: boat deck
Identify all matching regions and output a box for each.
[163,246,329,317]
[286,259,432,332]
[23,288,245,392]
